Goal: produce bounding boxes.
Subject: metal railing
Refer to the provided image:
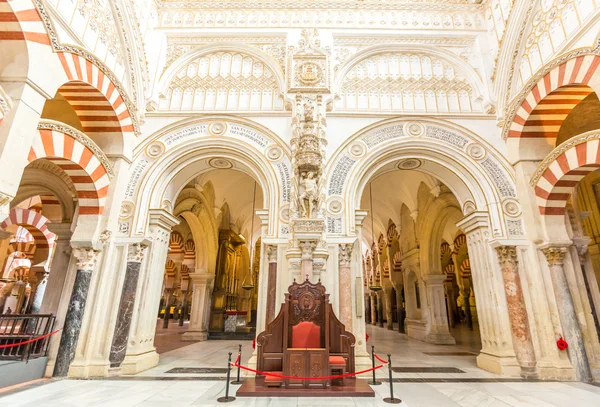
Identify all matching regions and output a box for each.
[0,314,55,361]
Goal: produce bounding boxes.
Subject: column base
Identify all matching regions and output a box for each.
[355,352,372,376]
[67,359,111,378]
[424,332,456,345]
[476,351,520,377]
[536,360,576,381]
[181,330,208,342]
[121,350,159,375]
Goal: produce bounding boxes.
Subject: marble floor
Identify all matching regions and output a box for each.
[1,324,600,406]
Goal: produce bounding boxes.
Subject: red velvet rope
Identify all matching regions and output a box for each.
[231,360,385,381]
[0,329,60,349]
[374,353,389,365]
[234,354,241,364]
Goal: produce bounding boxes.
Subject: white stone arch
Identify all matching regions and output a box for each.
[157,43,287,107]
[333,44,488,111]
[122,116,291,238]
[325,118,523,239]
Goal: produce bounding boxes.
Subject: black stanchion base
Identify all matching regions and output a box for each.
[383,397,402,404]
[217,396,236,403]
[230,380,243,385]
[367,380,382,385]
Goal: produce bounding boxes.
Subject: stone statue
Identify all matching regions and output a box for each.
[298,171,319,218]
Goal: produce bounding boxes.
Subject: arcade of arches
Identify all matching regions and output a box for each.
[3,1,600,395]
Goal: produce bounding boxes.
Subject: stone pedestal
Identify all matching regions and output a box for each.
[496,245,537,378]
[182,272,214,342]
[423,274,455,344]
[53,248,98,377]
[542,246,592,382]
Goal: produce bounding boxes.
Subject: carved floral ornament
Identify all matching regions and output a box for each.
[542,246,568,266]
[495,245,518,268]
[73,247,99,271]
[127,243,148,263]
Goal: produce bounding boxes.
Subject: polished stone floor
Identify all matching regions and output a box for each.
[1,324,600,406]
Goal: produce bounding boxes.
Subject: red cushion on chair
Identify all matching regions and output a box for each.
[329,356,346,365]
[292,321,321,348]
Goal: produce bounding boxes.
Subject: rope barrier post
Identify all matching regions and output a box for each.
[231,344,242,385]
[217,352,236,403]
[367,345,382,385]
[383,353,402,404]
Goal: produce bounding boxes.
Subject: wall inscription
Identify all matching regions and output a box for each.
[329,155,357,195]
[361,124,403,148]
[162,124,208,146]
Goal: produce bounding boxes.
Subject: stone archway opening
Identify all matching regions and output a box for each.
[358,168,483,359]
[154,168,265,352]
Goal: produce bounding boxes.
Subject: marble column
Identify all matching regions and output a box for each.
[496,246,538,378]
[162,288,173,329]
[377,292,384,328]
[30,268,49,314]
[178,290,189,327]
[338,243,353,331]
[396,287,405,333]
[53,248,98,377]
[365,296,371,324]
[109,243,147,368]
[265,245,278,325]
[384,289,394,330]
[370,294,377,326]
[462,283,473,330]
[542,246,592,382]
[182,272,214,341]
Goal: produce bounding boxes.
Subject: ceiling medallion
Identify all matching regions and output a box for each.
[397,159,422,170]
[208,158,234,169]
[404,122,425,137]
[279,205,290,223]
[266,146,283,161]
[208,121,227,136]
[145,141,166,158]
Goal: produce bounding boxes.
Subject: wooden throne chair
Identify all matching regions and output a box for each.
[256,278,356,388]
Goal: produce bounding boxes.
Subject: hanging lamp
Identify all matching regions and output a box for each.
[242,181,257,291]
[368,182,382,292]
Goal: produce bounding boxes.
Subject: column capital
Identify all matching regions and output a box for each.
[127,243,148,263]
[423,274,446,284]
[541,246,568,266]
[355,210,368,227]
[72,247,99,271]
[188,271,215,284]
[338,243,353,267]
[266,245,278,263]
[495,245,518,268]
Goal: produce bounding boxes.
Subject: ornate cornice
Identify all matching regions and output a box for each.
[33,0,141,136]
[529,129,600,187]
[37,120,115,179]
[158,1,483,11]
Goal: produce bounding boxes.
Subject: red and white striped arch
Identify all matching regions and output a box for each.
[0,0,49,45]
[28,128,111,215]
[507,55,600,146]
[57,52,135,141]
[459,258,471,279]
[533,132,600,216]
[1,208,56,250]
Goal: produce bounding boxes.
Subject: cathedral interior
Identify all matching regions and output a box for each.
[2,0,600,405]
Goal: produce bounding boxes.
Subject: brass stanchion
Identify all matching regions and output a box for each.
[383,353,402,404]
[217,352,236,403]
[231,344,242,385]
[367,345,382,385]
